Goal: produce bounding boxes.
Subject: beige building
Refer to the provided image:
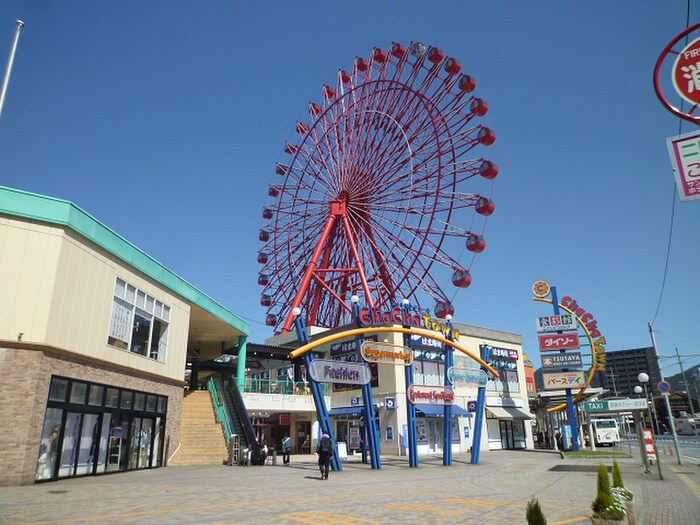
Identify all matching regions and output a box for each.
[0,186,248,485]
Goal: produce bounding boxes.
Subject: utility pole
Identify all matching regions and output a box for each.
[649,322,682,464]
[0,20,25,122]
[675,346,698,437]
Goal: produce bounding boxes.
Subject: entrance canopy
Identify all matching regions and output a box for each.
[486,406,533,420]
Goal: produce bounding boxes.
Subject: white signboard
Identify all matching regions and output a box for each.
[667,129,700,202]
[536,314,577,333]
[542,370,585,390]
[308,359,371,385]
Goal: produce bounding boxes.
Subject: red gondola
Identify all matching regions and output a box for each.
[451,269,472,288]
[479,160,498,180]
[434,300,455,318]
[476,197,495,216]
[466,234,486,253]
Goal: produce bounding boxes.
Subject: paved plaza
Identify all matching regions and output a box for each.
[2,449,700,525]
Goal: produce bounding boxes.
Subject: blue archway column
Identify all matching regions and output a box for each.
[352,299,381,469]
[402,301,419,467]
[470,344,490,464]
[442,316,454,466]
[293,313,342,472]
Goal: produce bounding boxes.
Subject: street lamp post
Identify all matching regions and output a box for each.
[638,373,663,479]
[634,385,650,473]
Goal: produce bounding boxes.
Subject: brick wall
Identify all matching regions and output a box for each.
[0,345,183,486]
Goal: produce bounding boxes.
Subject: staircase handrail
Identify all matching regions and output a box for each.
[207,376,233,445]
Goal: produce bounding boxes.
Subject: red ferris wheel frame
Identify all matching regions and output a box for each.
[259,42,497,334]
[654,21,700,125]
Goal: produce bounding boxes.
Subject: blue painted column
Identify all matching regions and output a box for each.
[293,313,342,472]
[470,344,490,464]
[352,298,381,469]
[236,335,247,391]
[442,316,454,466]
[551,286,580,452]
[402,301,419,467]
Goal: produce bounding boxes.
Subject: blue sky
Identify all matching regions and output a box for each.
[1,1,699,380]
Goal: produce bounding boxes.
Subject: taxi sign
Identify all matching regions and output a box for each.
[583,399,648,412]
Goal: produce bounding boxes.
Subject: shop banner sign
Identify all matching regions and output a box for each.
[308,359,371,385]
[447,366,488,387]
[541,352,583,370]
[643,428,657,461]
[666,129,700,202]
[360,341,413,366]
[407,384,455,405]
[542,370,585,390]
[538,333,580,351]
[536,314,577,333]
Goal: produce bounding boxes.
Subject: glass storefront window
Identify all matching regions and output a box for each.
[134,393,145,411]
[49,378,68,402]
[36,408,63,481]
[88,385,104,406]
[70,382,88,404]
[120,391,133,410]
[39,377,167,481]
[105,388,119,408]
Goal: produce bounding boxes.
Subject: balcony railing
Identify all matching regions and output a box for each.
[243,378,330,396]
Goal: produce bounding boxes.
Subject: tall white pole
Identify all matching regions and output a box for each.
[649,321,682,464]
[0,19,25,122]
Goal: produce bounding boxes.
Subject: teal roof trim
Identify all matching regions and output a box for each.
[0,186,249,335]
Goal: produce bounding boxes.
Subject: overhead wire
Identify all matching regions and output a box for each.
[651,0,691,324]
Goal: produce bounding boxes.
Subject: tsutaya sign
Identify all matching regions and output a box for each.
[308,359,371,385]
[582,399,648,412]
[361,341,413,366]
[407,384,455,405]
[541,352,583,370]
[359,306,459,339]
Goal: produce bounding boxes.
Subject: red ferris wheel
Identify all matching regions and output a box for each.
[258,41,498,334]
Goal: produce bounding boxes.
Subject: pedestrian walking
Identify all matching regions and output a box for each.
[316,432,333,480]
[281,434,292,466]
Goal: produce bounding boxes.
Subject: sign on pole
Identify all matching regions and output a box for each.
[542,371,585,390]
[658,381,672,394]
[541,352,583,370]
[667,130,700,202]
[538,333,581,351]
[535,314,577,333]
[308,359,371,385]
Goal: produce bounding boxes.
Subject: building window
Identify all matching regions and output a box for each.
[107,278,170,362]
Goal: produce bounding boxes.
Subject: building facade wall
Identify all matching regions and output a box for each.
[0,346,182,486]
[0,216,190,383]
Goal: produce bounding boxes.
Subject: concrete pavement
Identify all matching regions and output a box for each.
[1,449,700,524]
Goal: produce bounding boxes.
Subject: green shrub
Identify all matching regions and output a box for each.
[611,459,633,501]
[526,497,547,525]
[612,459,623,488]
[592,463,626,520]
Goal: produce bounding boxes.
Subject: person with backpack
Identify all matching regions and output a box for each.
[281,434,292,466]
[316,432,333,480]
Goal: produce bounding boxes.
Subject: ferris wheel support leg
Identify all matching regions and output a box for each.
[282,213,339,333]
[341,215,375,306]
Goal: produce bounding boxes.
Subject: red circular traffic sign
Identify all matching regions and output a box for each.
[658,381,671,394]
[673,36,700,105]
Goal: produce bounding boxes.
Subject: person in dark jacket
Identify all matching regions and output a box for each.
[316,432,333,480]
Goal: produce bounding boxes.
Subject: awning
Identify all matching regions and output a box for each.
[328,406,363,417]
[416,405,472,418]
[486,406,534,420]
